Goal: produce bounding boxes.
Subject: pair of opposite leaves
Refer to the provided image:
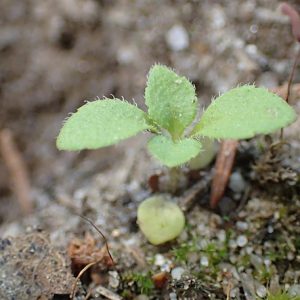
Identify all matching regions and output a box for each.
[57,65,296,167]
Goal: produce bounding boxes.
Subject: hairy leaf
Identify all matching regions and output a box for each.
[192,86,297,139]
[137,196,185,245]
[145,65,197,139]
[57,99,150,150]
[147,135,202,167]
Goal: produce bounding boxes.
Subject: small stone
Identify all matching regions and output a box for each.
[217,230,226,242]
[169,292,177,300]
[249,24,258,34]
[236,221,249,231]
[274,211,280,220]
[230,287,240,298]
[256,284,267,298]
[210,5,226,29]
[154,254,172,272]
[289,284,300,297]
[250,254,263,271]
[200,256,209,267]
[154,254,165,267]
[171,267,185,280]
[166,25,189,51]
[245,246,254,254]
[229,239,237,249]
[117,46,136,65]
[236,235,248,247]
[108,271,120,289]
[287,252,294,261]
[264,258,271,267]
[229,172,246,193]
[267,225,274,233]
[230,255,238,264]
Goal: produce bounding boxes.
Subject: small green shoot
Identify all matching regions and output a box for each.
[131,272,154,295]
[172,241,197,264]
[56,64,297,245]
[258,290,300,300]
[57,65,296,168]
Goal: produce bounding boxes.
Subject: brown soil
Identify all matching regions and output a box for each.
[0,1,299,299]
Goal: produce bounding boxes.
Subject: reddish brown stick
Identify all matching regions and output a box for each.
[210,140,238,209]
[280,2,300,42]
[0,129,32,215]
[279,3,300,138]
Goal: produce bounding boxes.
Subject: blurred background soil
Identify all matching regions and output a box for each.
[0,1,299,299]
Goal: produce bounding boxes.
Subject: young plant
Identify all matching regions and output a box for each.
[57,65,296,164]
[56,64,296,244]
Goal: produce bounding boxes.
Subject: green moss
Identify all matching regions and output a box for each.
[201,242,229,266]
[130,272,155,295]
[259,290,300,300]
[172,241,197,264]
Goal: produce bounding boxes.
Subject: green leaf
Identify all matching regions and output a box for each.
[147,135,202,167]
[192,86,297,139]
[188,137,217,170]
[145,65,197,139]
[57,99,150,150]
[137,196,185,245]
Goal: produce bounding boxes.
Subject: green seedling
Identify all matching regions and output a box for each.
[56,64,296,167]
[57,64,296,244]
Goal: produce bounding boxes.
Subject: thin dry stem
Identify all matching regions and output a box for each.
[0,128,32,215]
[210,140,238,209]
[70,259,100,299]
[78,215,114,266]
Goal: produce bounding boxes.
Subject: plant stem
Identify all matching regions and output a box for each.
[168,167,181,194]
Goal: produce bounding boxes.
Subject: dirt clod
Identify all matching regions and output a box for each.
[0,232,75,300]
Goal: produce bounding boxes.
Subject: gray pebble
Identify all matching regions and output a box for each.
[256,284,267,298]
[169,292,177,300]
[236,235,248,247]
[171,267,185,280]
[229,172,246,193]
[289,284,300,297]
[166,25,189,51]
[200,256,209,267]
[108,271,120,289]
[236,221,249,231]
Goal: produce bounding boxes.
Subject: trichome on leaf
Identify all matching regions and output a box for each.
[57,65,296,168]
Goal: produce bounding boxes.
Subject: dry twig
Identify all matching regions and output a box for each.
[0,128,32,215]
[69,215,115,299]
[179,172,212,211]
[210,140,239,209]
[70,260,101,299]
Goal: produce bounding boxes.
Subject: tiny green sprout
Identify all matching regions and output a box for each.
[131,272,154,295]
[258,290,300,300]
[57,64,296,245]
[57,64,296,167]
[137,195,185,245]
